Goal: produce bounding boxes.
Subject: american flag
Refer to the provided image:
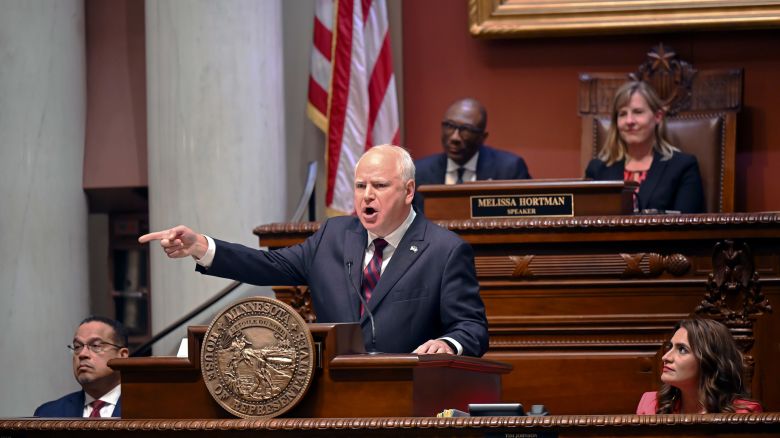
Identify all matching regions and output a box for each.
[307,0,400,215]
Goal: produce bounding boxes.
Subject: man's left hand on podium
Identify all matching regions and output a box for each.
[413,339,454,355]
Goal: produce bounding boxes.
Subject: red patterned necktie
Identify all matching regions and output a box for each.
[89,400,107,418]
[361,238,388,315]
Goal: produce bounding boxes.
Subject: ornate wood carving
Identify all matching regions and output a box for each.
[630,44,696,116]
[695,240,773,393]
[662,253,692,276]
[579,43,742,117]
[273,286,316,323]
[509,255,533,277]
[696,240,773,322]
[479,253,689,278]
[4,413,780,432]
[254,213,780,237]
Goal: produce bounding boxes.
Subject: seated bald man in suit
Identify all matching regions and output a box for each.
[414,98,531,212]
[35,316,128,417]
[140,145,489,357]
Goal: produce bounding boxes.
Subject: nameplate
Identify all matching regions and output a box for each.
[470,194,574,218]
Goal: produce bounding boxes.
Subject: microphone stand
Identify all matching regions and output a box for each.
[347,261,380,354]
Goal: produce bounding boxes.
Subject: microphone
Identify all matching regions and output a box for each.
[347,261,380,354]
[633,191,641,214]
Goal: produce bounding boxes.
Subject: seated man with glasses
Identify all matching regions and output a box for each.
[34,316,129,418]
[413,97,531,212]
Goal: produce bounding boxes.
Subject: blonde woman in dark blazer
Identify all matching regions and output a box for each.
[585,81,705,213]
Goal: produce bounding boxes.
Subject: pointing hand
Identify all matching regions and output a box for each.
[138,225,208,260]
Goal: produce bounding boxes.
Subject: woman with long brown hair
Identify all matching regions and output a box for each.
[637,318,763,414]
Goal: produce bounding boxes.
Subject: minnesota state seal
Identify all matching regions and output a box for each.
[201,296,315,418]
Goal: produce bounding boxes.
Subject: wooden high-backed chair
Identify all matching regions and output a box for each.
[579,43,742,213]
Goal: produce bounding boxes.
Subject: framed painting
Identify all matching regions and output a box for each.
[468,0,780,38]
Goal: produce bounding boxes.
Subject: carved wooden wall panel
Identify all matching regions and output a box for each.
[476,253,690,278]
[255,213,780,414]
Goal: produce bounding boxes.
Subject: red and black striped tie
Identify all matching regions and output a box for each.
[361,238,388,315]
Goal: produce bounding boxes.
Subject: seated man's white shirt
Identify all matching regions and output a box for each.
[444,152,479,184]
[83,384,121,417]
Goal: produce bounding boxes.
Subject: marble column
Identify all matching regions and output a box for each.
[145,0,286,354]
[0,0,88,416]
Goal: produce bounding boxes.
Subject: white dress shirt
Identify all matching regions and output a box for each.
[362,208,416,272]
[83,384,121,418]
[444,151,479,185]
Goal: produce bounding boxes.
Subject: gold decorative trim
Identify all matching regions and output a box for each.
[438,212,780,231]
[254,213,780,236]
[4,413,780,430]
[468,0,780,38]
[253,221,321,235]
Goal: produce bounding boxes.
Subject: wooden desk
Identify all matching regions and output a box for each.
[5,414,780,437]
[256,213,780,414]
[110,323,511,419]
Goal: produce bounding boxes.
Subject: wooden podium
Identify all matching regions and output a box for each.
[110,323,512,419]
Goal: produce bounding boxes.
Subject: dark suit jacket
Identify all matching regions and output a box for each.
[413,145,531,212]
[34,390,122,417]
[585,150,705,213]
[196,214,489,356]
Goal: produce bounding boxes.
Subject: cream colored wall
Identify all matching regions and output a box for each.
[0,0,406,417]
[145,0,288,356]
[0,0,89,417]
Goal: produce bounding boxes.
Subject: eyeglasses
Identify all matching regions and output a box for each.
[441,120,484,138]
[67,340,124,355]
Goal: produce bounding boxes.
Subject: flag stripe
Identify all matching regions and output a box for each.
[313,18,333,62]
[307,77,329,120]
[308,0,335,131]
[366,33,394,148]
[325,0,355,207]
[310,48,332,97]
[315,0,334,26]
[361,0,371,25]
[308,0,400,214]
[372,76,400,147]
